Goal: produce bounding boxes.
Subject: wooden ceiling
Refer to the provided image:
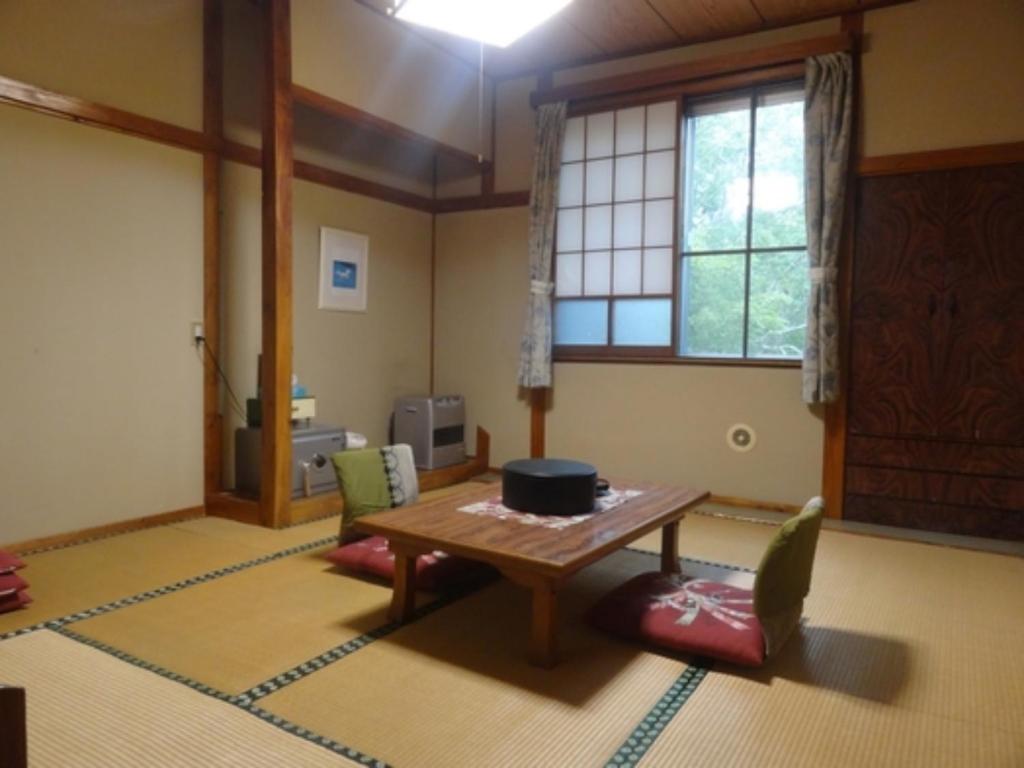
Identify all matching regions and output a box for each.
[356,0,908,79]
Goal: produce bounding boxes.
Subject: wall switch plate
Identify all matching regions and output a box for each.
[191,322,204,344]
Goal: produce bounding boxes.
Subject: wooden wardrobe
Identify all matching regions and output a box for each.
[843,163,1024,540]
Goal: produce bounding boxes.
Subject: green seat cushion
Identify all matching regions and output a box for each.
[331,445,419,540]
[752,497,824,621]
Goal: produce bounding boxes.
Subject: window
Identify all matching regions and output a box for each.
[553,82,808,363]
[553,101,679,349]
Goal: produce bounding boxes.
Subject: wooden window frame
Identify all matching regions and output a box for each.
[552,65,807,369]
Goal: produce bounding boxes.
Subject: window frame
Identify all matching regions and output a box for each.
[552,74,806,369]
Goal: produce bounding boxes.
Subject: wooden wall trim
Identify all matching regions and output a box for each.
[203,0,224,500]
[293,84,488,172]
[708,495,803,516]
[2,506,204,555]
[0,686,27,768]
[221,139,436,212]
[857,142,1024,176]
[531,33,851,107]
[0,72,452,215]
[0,73,208,152]
[434,190,531,214]
[260,0,294,529]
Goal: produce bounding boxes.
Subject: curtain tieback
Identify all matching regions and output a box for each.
[809,266,838,284]
[530,280,554,296]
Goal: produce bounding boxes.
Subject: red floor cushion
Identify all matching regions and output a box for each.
[0,573,29,596]
[0,590,31,614]
[0,550,25,575]
[587,571,766,667]
[325,536,494,592]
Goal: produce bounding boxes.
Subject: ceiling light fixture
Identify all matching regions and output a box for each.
[391,0,574,48]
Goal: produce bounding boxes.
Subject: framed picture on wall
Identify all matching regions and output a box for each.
[318,226,369,312]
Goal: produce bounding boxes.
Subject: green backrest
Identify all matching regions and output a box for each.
[331,444,419,541]
[752,497,825,620]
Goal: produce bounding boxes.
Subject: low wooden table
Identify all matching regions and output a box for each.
[355,481,709,667]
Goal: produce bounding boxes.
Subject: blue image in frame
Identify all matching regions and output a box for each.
[331,260,357,289]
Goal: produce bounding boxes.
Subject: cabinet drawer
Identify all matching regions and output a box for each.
[846,436,1024,478]
[844,494,1023,540]
[846,466,1024,512]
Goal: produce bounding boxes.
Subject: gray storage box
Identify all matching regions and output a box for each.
[235,425,345,498]
[393,395,466,470]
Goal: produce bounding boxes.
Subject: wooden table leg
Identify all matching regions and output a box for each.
[528,582,558,668]
[388,547,419,623]
[661,520,681,574]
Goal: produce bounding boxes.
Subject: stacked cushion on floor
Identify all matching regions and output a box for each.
[0,551,30,613]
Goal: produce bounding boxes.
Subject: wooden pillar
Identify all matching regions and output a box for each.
[821,12,863,520]
[202,0,224,500]
[260,0,294,528]
[529,388,546,459]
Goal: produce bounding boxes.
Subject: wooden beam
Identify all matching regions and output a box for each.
[529,389,547,459]
[203,0,224,500]
[0,687,27,768]
[857,142,1024,176]
[531,33,852,107]
[434,190,531,214]
[0,74,208,152]
[260,0,294,529]
[293,84,489,172]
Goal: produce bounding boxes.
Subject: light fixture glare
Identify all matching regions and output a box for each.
[395,0,573,48]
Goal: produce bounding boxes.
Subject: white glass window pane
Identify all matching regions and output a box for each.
[556,207,583,252]
[645,151,675,199]
[562,116,585,162]
[613,299,672,346]
[559,163,583,207]
[613,249,642,295]
[615,106,645,154]
[585,205,612,250]
[646,101,677,151]
[614,155,643,202]
[614,202,643,248]
[555,252,582,296]
[586,111,614,158]
[644,199,674,247]
[585,158,613,205]
[584,251,611,295]
[555,300,608,345]
[642,248,673,294]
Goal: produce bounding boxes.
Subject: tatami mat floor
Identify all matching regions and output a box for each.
[1,486,1021,767]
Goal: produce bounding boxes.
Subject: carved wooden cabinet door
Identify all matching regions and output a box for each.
[848,173,947,438]
[938,164,1024,446]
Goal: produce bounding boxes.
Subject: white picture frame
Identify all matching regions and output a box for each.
[318,226,369,312]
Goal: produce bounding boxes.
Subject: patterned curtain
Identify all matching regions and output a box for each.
[802,53,853,404]
[517,102,568,388]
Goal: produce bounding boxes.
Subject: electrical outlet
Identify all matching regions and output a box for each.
[191,322,204,345]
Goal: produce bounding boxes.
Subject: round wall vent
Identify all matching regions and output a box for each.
[726,423,757,453]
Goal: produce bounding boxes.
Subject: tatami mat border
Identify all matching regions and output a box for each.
[0,536,337,642]
[54,627,391,768]
[604,661,713,767]
[235,585,478,706]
